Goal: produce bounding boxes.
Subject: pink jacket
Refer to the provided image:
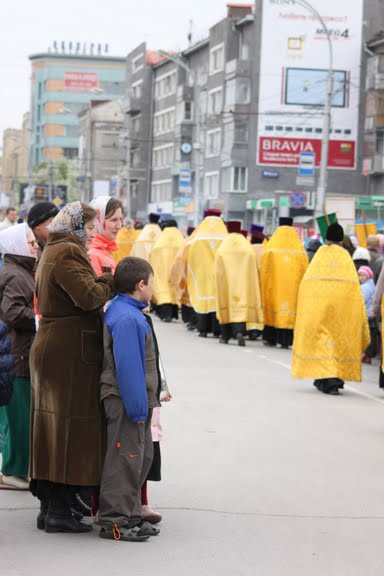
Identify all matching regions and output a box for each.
[151,407,163,442]
[88,234,117,276]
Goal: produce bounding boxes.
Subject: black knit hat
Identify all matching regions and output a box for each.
[326,223,344,242]
[148,213,161,224]
[27,202,59,229]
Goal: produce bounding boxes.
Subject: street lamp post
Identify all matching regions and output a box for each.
[157,51,201,226]
[293,0,334,219]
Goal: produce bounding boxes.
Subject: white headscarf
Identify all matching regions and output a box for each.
[0,223,32,258]
[90,196,111,235]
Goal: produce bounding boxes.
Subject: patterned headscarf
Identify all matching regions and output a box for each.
[47,201,87,244]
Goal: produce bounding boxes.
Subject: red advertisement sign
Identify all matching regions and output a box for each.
[64,71,99,92]
[258,137,355,169]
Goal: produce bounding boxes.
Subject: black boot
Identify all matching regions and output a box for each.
[45,487,92,534]
[37,499,48,530]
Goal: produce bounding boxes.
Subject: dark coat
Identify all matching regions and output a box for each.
[30,233,114,486]
[0,321,16,406]
[0,254,36,377]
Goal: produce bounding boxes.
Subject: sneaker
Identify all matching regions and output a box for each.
[137,520,160,536]
[142,504,162,524]
[0,475,30,490]
[99,524,149,542]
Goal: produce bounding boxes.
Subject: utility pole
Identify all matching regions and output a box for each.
[48,159,54,202]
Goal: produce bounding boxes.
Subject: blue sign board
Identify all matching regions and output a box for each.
[262,170,280,179]
[298,152,315,177]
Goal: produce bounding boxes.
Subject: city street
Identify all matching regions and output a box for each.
[2,317,384,575]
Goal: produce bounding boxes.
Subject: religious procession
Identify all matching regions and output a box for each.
[0,198,381,544]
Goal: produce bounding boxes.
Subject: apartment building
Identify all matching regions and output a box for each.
[29,51,126,167]
[78,100,125,202]
[123,1,384,226]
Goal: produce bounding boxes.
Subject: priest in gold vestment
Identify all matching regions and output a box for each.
[186,209,227,337]
[260,217,308,348]
[215,222,263,346]
[131,213,161,261]
[292,223,370,395]
[149,221,184,322]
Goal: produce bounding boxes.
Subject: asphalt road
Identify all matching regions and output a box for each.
[1,317,384,576]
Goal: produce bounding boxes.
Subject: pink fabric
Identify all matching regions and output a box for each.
[88,234,117,276]
[359,265,373,280]
[151,407,163,442]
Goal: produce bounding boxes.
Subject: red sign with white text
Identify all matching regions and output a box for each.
[64,71,99,92]
[258,137,355,169]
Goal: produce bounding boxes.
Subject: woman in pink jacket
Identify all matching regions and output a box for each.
[88,196,123,275]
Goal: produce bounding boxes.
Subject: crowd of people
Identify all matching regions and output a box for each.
[0,199,382,542]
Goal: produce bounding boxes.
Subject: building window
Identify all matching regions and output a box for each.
[63,148,79,159]
[236,78,250,103]
[184,101,192,120]
[132,53,144,74]
[37,105,41,122]
[131,115,141,134]
[232,167,247,193]
[131,80,143,99]
[208,87,223,115]
[206,129,221,157]
[153,144,174,169]
[155,71,177,99]
[153,107,176,135]
[225,79,236,108]
[205,172,219,199]
[210,43,224,75]
[234,124,248,144]
[38,82,42,99]
[151,179,172,202]
[130,147,141,168]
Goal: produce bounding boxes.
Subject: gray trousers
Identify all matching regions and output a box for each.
[99,397,153,528]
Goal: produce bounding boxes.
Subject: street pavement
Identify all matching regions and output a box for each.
[2,317,384,575]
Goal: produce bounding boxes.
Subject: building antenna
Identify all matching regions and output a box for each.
[188,20,193,46]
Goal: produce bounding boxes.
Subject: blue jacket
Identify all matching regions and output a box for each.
[104,294,151,423]
[361,278,375,318]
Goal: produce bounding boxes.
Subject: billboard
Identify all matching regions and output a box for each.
[64,71,99,92]
[257,0,364,170]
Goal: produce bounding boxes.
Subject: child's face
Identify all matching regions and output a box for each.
[137,274,154,303]
[358,270,368,284]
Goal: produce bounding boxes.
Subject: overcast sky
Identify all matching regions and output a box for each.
[0,0,231,140]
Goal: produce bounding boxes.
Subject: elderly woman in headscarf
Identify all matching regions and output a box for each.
[88,196,123,275]
[29,202,115,534]
[0,224,38,490]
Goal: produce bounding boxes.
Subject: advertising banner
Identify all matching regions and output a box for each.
[64,71,99,92]
[257,0,363,170]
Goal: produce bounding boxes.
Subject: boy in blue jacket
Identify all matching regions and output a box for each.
[99,257,161,542]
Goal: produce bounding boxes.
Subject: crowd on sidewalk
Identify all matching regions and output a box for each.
[0,199,383,541]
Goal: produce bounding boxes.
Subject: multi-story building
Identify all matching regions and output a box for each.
[78,100,124,202]
[123,45,163,219]
[363,31,384,197]
[122,1,384,228]
[1,128,22,204]
[29,51,126,167]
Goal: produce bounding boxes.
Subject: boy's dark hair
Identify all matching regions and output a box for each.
[115,257,154,294]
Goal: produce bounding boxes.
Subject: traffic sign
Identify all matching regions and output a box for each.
[296,176,315,187]
[178,168,192,194]
[289,191,307,209]
[298,152,315,176]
